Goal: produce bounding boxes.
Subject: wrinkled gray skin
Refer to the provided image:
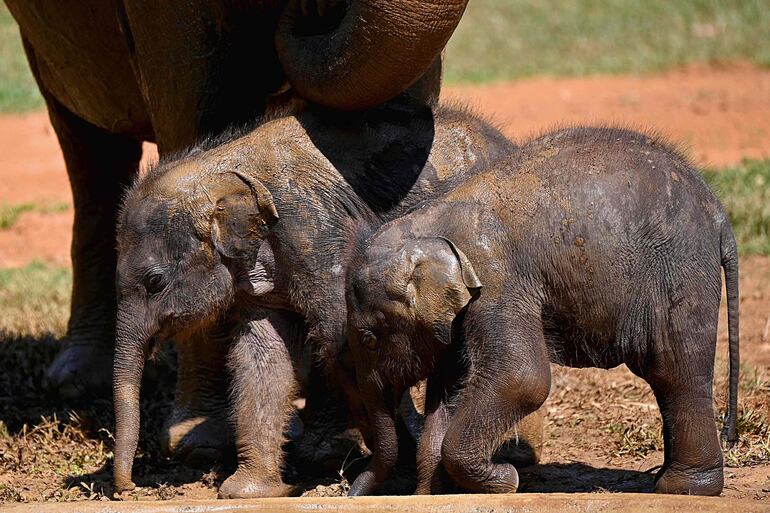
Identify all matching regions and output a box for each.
[347,127,740,496]
[114,103,543,497]
[5,0,468,467]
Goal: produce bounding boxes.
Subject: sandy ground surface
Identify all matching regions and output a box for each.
[0,64,768,503]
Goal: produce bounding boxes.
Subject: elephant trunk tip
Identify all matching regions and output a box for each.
[113,472,137,495]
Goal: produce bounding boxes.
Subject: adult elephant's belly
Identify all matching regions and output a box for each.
[6,0,152,139]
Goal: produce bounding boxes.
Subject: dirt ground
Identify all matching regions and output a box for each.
[0,64,768,503]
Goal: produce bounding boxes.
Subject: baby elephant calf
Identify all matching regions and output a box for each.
[346,127,739,496]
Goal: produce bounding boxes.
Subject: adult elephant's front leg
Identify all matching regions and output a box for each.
[162,329,234,469]
[35,73,142,400]
[218,309,299,498]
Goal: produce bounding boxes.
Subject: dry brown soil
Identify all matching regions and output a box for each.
[0,64,768,503]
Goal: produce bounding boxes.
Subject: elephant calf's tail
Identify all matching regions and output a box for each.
[720,222,740,447]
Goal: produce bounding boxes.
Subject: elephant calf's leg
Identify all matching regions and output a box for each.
[416,397,452,494]
[441,313,551,494]
[292,360,362,477]
[415,352,464,494]
[41,92,142,399]
[219,311,297,499]
[641,296,724,496]
[651,388,723,496]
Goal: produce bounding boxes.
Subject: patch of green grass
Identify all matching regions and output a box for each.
[0,262,71,338]
[0,202,71,230]
[0,4,42,112]
[36,202,71,215]
[0,203,35,229]
[704,159,770,256]
[446,0,770,82]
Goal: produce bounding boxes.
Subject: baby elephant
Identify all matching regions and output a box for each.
[347,127,739,496]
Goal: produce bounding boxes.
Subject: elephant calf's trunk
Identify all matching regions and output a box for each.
[113,332,146,493]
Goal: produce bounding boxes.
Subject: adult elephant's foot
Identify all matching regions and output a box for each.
[218,469,293,499]
[44,338,113,400]
[654,463,723,496]
[161,407,234,469]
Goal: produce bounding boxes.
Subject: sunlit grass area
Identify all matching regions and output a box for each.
[0,261,70,338]
[446,0,770,82]
[0,4,42,112]
[704,158,770,256]
[0,202,70,230]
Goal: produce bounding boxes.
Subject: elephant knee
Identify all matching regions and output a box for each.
[441,433,483,488]
[503,367,551,415]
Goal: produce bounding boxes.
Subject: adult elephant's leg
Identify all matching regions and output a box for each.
[38,84,142,399]
[219,309,299,499]
[119,1,281,152]
[161,327,234,469]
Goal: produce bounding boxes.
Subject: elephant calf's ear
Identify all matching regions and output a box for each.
[211,173,278,261]
[437,237,482,292]
[211,193,264,261]
[231,171,279,228]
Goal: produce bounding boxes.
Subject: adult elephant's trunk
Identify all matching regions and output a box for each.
[113,312,149,493]
[276,0,469,110]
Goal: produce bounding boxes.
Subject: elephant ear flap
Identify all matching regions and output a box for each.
[211,172,279,261]
[211,194,261,261]
[231,171,279,229]
[437,236,482,292]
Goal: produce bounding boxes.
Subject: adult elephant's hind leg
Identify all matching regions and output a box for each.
[218,310,297,498]
[441,310,551,494]
[40,90,142,400]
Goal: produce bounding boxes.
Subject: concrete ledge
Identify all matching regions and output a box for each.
[3,493,769,513]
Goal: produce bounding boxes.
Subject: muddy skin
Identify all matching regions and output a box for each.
[347,127,740,496]
[114,103,543,497]
[7,0,468,466]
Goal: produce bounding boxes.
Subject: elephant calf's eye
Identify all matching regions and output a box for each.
[144,272,166,295]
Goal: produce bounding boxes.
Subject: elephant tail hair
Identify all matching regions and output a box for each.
[720,221,740,447]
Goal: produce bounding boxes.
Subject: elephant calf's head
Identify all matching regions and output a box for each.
[347,233,481,388]
[112,152,280,493]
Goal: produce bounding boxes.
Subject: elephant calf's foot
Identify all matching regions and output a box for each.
[162,412,234,469]
[44,340,113,400]
[654,463,724,496]
[218,469,292,499]
[443,455,520,494]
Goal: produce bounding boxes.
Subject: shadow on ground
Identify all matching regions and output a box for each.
[1,335,657,501]
[0,334,201,500]
[519,462,656,493]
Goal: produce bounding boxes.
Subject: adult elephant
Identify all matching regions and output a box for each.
[5,0,468,464]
